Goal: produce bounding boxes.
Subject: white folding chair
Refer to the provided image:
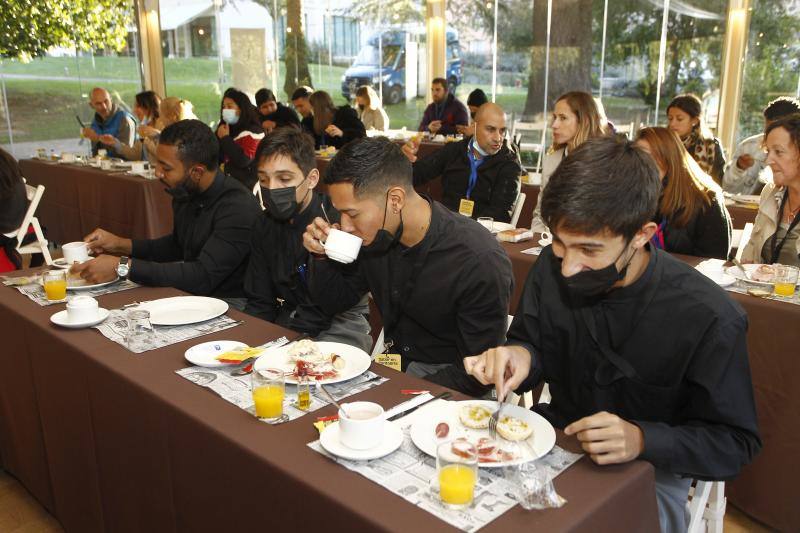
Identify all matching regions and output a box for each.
[3,184,53,266]
[252,182,264,210]
[510,192,526,227]
[734,222,754,262]
[687,480,725,533]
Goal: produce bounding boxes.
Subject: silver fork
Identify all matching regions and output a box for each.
[488,391,509,440]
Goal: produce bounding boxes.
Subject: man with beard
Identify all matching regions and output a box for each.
[417,78,468,135]
[71,120,260,309]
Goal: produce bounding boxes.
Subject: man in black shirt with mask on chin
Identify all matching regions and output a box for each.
[72,120,259,309]
[243,128,372,351]
[464,136,761,533]
[303,136,513,396]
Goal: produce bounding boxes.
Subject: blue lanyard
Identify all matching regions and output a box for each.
[465,141,485,199]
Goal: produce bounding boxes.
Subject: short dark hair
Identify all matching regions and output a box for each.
[764,113,800,155]
[432,77,448,91]
[764,97,800,121]
[255,88,276,107]
[291,86,314,100]
[324,137,412,197]
[541,136,660,240]
[159,119,219,170]
[255,126,315,176]
[467,89,488,107]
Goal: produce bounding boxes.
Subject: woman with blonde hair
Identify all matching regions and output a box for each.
[308,90,365,149]
[531,91,608,232]
[666,93,726,184]
[355,85,389,131]
[635,127,731,259]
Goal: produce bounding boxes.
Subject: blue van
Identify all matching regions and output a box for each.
[341,29,462,105]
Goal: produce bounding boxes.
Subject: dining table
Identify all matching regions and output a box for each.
[19,158,174,245]
[500,239,800,532]
[0,277,659,532]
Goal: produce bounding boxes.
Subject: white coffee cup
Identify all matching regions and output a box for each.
[98,148,108,159]
[61,152,75,163]
[100,159,113,170]
[538,230,553,247]
[66,295,100,323]
[324,228,363,264]
[62,241,90,265]
[338,401,385,450]
[131,161,146,173]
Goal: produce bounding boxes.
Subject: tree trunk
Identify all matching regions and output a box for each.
[523,0,594,119]
[282,0,312,98]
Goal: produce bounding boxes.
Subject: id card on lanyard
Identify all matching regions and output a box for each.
[460,142,485,217]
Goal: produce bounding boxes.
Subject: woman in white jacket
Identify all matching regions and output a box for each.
[355,85,389,132]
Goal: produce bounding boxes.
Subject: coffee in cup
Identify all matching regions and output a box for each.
[100,159,113,170]
[66,295,100,323]
[324,228,363,264]
[338,401,385,450]
[62,241,90,265]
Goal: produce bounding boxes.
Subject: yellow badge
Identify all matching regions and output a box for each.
[458,198,475,217]
[375,353,402,371]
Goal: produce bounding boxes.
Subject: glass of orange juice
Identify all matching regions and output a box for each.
[772,264,799,298]
[252,368,285,422]
[436,438,478,509]
[43,270,67,301]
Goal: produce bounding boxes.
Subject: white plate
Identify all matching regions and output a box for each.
[320,421,403,461]
[489,222,516,234]
[137,296,229,326]
[410,400,556,468]
[67,276,119,291]
[51,258,70,270]
[725,264,799,287]
[184,340,248,368]
[696,269,737,287]
[50,308,110,328]
[253,341,371,385]
[730,194,760,206]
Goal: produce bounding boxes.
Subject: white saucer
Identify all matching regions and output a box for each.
[319,421,403,461]
[50,308,110,329]
[184,340,248,368]
[51,258,70,269]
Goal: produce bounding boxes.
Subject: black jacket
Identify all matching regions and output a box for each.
[260,103,300,129]
[243,193,354,335]
[656,190,732,260]
[413,139,521,223]
[311,106,366,149]
[130,172,260,298]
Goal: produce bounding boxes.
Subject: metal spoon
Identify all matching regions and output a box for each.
[318,384,351,418]
[732,258,751,281]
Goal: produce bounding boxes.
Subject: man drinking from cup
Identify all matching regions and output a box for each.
[302,137,513,396]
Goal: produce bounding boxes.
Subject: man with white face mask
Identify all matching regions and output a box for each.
[464,136,761,533]
[402,103,521,222]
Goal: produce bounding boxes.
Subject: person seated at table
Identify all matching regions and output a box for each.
[741,114,800,266]
[291,86,315,135]
[243,128,372,352]
[0,148,28,271]
[355,85,389,132]
[255,88,300,134]
[80,87,136,158]
[456,88,489,137]
[402,103,521,223]
[302,137,513,396]
[71,120,261,308]
[418,78,468,136]
[98,90,161,164]
[308,90,365,150]
[216,88,265,190]
[666,93,726,185]
[531,91,609,233]
[723,96,800,195]
[635,127,732,260]
[464,135,761,533]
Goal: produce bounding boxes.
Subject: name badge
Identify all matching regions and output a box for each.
[375,353,402,371]
[458,198,475,217]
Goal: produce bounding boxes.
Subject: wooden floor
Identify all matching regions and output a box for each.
[0,468,774,532]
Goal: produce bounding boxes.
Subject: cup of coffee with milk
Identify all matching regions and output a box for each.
[338,401,385,449]
[61,241,90,265]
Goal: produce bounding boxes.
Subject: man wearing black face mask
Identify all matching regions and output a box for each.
[72,120,260,307]
[465,137,761,533]
[303,137,513,396]
[242,129,372,351]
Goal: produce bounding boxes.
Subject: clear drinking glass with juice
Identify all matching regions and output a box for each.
[436,438,478,509]
[43,270,67,301]
[773,265,799,298]
[252,368,285,421]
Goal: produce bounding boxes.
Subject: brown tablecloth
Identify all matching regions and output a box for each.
[19,159,174,244]
[501,240,800,531]
[0,279,658,532]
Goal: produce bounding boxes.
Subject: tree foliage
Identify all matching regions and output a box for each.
[0,0,131,60]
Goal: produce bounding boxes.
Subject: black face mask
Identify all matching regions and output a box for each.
[262,179,310,221]
[362,191,403,255]
[559,240,635,298]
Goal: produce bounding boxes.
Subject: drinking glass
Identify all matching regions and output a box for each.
[252,368,285,421]
[436,439,478,509]
[43,270,67,301]
[125,309,155,351]
[477,217,494,231]
[773,265,799,298]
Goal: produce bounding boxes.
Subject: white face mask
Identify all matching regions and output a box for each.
[471,138,489,157]
[222,108,239,125]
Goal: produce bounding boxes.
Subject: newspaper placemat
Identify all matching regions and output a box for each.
[520,246,542,256]
[3,275,140,306]
[308,405,582,532]
[176,360,388,424]
[94,307,242,353]
[724,281,800,306]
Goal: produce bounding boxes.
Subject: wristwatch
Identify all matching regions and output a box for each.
[116,256,130,279]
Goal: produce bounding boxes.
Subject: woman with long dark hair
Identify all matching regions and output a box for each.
[666,93,726,184]
[0,148,28,271]
[308,90,365,149]
[216,87,264,189]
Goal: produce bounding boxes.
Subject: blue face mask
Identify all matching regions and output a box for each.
[222,108,239,125]
[471,138,489,157]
